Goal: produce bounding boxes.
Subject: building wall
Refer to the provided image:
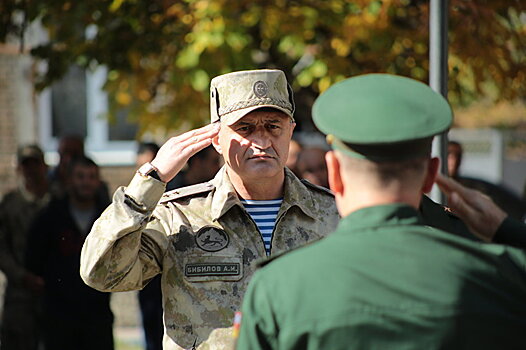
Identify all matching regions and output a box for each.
[449,128,526,198]
[0,50,24,195]
[0,47,36,319]
[100,165,136,195]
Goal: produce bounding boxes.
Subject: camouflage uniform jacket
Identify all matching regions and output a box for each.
[80,166,339,350]
[0,185,50,328]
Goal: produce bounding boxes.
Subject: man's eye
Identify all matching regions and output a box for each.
[267,124,280,129]
[237,126,250,132]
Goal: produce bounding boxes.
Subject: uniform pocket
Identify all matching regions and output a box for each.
[183,255,243,283]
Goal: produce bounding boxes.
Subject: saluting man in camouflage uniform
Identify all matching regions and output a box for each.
[80,70,339,350]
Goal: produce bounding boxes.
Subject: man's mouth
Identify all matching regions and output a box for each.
[249,154,274,160]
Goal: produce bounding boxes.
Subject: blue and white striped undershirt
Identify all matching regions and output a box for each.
[241,199,283,256]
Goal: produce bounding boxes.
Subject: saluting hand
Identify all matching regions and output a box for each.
[435,174,507,242]
[151,123,220,183]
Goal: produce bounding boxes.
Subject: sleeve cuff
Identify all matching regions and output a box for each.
[493,217,526,249]
[125,173,166,210]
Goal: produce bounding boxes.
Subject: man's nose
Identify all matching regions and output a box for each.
[250,128,272,149]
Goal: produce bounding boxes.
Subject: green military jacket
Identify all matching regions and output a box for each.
[238,204,526,350]
[80,166,339,350]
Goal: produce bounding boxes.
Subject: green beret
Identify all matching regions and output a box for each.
[313,74,452,153]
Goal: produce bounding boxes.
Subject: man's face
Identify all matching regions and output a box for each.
[297,148,329,188]
[59,138,84,165]
[215,109,295,181]
[286,140,302,172]
[19,158,47,183]
[447,143,462,177]
[136,150,156,167]
[70,164,100,202]
[198,148,221,181]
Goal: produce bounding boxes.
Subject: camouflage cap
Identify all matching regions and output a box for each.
[313,74,452,160]
[210,69,295,125]
[17,144,45,164]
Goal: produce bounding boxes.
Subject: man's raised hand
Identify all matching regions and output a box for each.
[435,174,507,242]
[151,123,220,183]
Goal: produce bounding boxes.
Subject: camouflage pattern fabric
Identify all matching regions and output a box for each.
[209,69,294,125]
[81,166,339,350]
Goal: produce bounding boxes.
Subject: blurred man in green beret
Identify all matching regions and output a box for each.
[237,74,526,349]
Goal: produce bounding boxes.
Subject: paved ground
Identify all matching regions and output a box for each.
[112,290,146,350]
[115,326,144,350]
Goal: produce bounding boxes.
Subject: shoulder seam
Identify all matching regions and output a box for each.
[300,179,334,197]
[159,182,215,203]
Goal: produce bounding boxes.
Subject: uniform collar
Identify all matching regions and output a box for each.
[210,166,319,221]
[337,203,424,234]
[281,167,320,220]
[210,167,240,221]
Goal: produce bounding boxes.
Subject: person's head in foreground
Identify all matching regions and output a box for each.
[236,74,526,350]
[314,74,450,216]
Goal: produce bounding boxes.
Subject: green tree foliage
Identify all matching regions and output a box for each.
[1,0,525,133]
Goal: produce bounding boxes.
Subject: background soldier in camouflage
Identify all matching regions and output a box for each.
[80,69,339,350]
[0,145,49,350]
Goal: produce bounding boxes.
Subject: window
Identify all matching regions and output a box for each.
[51,65,88,138]
[39,65,138,166]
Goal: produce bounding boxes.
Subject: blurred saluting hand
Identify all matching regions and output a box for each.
[435,173,507,242]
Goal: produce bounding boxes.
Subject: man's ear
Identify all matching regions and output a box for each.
[326,151,344,196]
[289,122,296,138]
[211,134,221,154]
[422,157,440,193]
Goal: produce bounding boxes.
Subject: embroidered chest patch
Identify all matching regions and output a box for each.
[195,226,229,252]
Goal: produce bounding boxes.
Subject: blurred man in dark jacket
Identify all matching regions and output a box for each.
[26,156,113,350]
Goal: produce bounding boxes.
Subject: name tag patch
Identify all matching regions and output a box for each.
[185,263,240,277]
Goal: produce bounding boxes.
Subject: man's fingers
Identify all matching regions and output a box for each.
[175,126,218,153]
[436,174,481,209]
[151,123,220,182]
[178,138,214,160]
[434,174,452,194]
[436,174,467,197]
[436,174,507,242]
[448,191,478,219]
[174,123,220,144]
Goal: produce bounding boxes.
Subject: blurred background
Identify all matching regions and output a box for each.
[0,1,525,349]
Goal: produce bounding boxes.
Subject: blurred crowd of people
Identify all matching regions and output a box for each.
[0,137,112,350]
[0,137,222,350]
